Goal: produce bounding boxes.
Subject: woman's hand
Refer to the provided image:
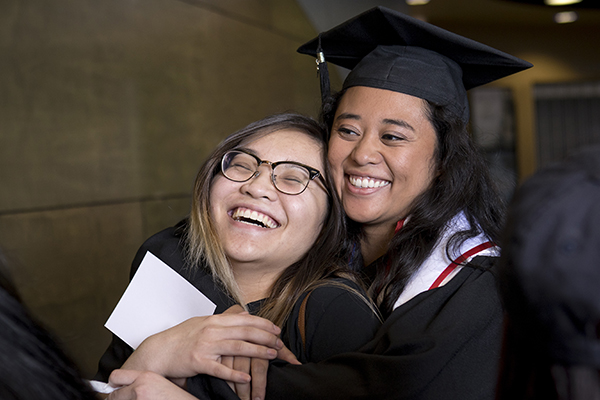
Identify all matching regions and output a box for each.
[121,313,283,383]
[224,341,301,400]
[219,305,302,400]
[107,370,196,400]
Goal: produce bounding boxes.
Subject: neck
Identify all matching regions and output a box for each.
[361,223,396,266]
[231,264,282,304]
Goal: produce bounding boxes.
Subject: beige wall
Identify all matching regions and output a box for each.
[0,0,324,377]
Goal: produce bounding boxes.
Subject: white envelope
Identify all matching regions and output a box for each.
[105,251,217,349]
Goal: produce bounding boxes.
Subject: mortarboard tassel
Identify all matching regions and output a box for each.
[316,34,330,104]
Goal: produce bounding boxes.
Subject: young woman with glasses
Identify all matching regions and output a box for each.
[95,113,380,397]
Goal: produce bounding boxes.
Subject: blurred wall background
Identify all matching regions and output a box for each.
[1,0,599,378]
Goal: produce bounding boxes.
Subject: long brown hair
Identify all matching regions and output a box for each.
[186,113,371,327]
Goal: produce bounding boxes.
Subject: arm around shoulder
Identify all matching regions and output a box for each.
[290,282,381,363]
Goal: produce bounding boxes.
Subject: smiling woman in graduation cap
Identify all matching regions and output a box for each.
[229,6,532,400]
[299,5,533,321]
[102,7,533,400]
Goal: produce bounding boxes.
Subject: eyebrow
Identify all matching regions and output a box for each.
[335,112,361,121]
[235,147,259,157]
[382,118,415,132]
[233,147,316,167]
[335,113,415,131]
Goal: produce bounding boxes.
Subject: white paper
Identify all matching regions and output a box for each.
[105,251,217,349]
[88,380,120,394]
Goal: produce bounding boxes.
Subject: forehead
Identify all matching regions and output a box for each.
[244,129,324,168]
[337,86,429,122]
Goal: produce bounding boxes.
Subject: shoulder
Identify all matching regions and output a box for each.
[287,278,380,363]
[128,219,234,312]
[386,256,502,333]
[137,219,187,257]
[460,255,500,290]
[300,278,377,323]
[304,278,366,306]
[130,220,188,278]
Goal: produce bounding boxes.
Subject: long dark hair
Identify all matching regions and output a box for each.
[322,90,505,317]
[187,113,367,327]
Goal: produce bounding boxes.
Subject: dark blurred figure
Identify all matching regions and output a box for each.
[497,146,600,400]
[0,251,98,400]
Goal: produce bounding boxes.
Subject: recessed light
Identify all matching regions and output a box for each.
[554,11,578,23]
[545,0,582,5]
[406,0,430,5]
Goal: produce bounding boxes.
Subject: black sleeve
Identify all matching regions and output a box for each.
[285,281,381,364]
[261,260,503,400]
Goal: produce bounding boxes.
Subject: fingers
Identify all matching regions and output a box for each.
[277,344,301,365]
[200,314,281,335]
[250,358,269,400]
[203,361,251,383]
[221,355,234,370]
[109,369,141,387]
[225,318,281,339]
[107,386,130,400]
[232,356,252,400]
[222,356,236,391]
[205,325,283,350]
[107,371,198,400]
[211,338,280,361]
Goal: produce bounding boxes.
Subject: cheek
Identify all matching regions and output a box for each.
[412,152,438,192]
[209,176,233,219]
[327,137,348,171]
[290,194,329,234]
[328,140,349,190]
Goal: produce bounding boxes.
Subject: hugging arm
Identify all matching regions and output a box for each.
[195,264,503,400]
[189,281,382,400]
[118,313,283,384]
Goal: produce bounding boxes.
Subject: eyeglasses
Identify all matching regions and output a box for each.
[220,150,322,195]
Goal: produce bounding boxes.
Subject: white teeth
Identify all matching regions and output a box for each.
[232,207,278,229]
[349,176,390,189]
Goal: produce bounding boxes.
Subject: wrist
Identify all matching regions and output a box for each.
[122,336,165,375]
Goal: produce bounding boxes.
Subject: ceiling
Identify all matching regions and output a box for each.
[503,0,600,9]
[298,0,600,32]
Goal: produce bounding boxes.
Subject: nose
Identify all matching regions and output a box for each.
[240,165,278,200]
[351,133,382,166]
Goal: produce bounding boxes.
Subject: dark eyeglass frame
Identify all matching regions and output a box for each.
[220,149,323,195]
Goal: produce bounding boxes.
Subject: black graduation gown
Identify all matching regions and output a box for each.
[266,256,502,400]
[189,256,502,400]
[95,223,380,383]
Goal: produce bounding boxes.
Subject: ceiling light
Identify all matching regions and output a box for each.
[545,0,582,5]
[406,0,430,5]
[554,11,579,23]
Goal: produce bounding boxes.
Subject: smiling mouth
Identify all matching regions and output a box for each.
[231,207,279,229]
[348,175,391,189]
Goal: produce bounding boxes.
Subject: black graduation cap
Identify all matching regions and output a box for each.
[500,145,600,366]
[297,6,532,124]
